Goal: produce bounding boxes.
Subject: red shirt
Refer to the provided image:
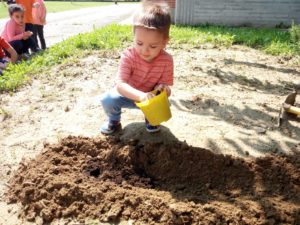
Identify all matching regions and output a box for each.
[0,37,11,58]
[116,47,173,92]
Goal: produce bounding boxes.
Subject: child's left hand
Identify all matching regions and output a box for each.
[33,2,40,8]
[154,84,171,96]
[0,62,8,69]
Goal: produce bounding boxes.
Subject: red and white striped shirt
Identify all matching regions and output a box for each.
[116,47,173,92]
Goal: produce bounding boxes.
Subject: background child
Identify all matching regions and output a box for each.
[0,36,17,74]
[2,4,38,56]
[16,0,39,50]
[100,0,173,134]
[32,0,46,50]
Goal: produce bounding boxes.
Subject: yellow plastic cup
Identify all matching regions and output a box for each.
[136,89,172,126]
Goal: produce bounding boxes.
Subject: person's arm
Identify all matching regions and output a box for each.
[41,3,46,24]
[6,46,18,63]
[154,84,172,96]
[33,0,40,8]
[116,82,154,102]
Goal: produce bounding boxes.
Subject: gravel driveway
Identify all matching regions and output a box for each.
[0,4,138,47]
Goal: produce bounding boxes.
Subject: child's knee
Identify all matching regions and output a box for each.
[100,92,111,108]
[100,91,118,109]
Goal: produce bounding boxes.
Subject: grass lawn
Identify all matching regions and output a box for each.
[0,1,114,19]
[0,24,299,92]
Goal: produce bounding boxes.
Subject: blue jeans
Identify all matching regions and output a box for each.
[101,89,138,122]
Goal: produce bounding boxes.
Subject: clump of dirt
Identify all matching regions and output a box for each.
[6,136,300,224]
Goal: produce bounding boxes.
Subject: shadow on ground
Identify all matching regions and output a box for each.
[170,95,300,156]
[223,59,300,76]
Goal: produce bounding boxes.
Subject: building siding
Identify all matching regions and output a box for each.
[175,0,300,27]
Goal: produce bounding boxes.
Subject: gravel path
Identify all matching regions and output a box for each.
[0,4,138,47]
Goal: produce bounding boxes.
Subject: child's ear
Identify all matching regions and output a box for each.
[164,37,170,46]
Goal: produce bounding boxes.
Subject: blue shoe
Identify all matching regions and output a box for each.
[145,120,160,133]
[100,121,121,135]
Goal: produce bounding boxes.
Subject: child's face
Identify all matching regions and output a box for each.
[134,27,169,62]
[11,11,24,26]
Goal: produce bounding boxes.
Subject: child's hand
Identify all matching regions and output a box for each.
[33,2,40,8]
[26,31,33,36]
[23,31,33,39]
[139,92,155,102]
[155,84,171,96]
[0,62,7,69]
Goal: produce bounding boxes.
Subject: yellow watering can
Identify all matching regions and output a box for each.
[136,89,172,126]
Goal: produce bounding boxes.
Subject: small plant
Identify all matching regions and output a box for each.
[290,22,300,43]
[0,107,12,121]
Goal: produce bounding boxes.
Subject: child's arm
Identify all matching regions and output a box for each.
[40,3,47,24]
[117,82,155,102]
[6,46,18,63]
[154,84,171,96]
[0,37,17,63]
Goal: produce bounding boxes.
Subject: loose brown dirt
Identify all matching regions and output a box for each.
[5,136,300,225]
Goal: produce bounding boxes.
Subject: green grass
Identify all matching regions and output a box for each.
[0,24,132,92]
[44,1,113,13]
[171,25,298,56]
[0,1,113,19]
[0,24,299,92]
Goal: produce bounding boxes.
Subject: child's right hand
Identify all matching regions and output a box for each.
[23,31,33,40]
[33,2,40,8]
[139,92,155,102]
[26,31,33,36]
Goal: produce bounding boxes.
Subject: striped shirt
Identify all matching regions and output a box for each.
[116,47,173,92]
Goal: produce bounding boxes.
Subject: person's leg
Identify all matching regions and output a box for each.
[25,23,38,51]
[100,89,137,134]
[32,24,39,49]
[8,40,23,55]
[25,37,40,53]
[37,25,46,49]
[22,39,31,54]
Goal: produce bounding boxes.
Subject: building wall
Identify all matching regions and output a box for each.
[175,0,300,27]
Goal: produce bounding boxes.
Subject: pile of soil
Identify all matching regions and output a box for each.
[6,136,300,224]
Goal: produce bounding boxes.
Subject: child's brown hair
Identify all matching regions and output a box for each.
[133,0,171,38]
[8,4,24,16]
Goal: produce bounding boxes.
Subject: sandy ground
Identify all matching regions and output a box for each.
[0,4,138,47]
[0,43,299,224]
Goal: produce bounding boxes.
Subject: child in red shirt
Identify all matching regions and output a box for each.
[100,1,173,134]
[0,36,17,74]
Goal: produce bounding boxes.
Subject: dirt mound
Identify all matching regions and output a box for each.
[5,136,300,224]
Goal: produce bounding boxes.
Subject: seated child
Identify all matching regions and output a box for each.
[2,4,38,56]
[0,36,17,74]
[100,1,173,134]
[32,0,47,50]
